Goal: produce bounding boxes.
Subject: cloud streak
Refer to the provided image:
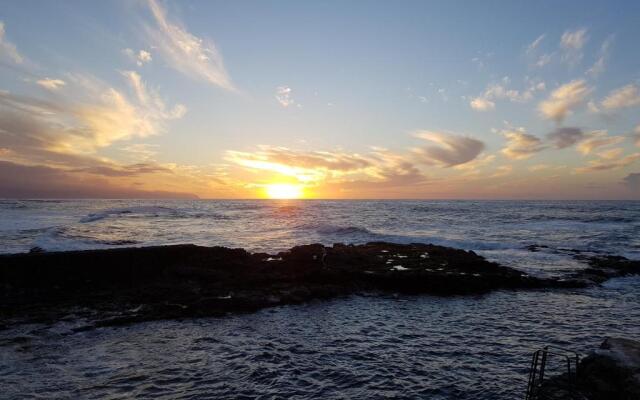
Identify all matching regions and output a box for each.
[538,80,591,122]
[0,70,186,171]
[469,97,494,111]
[525,34,552,68]
[575,153,640,173]
[586,35,614,78]
[36,78,66,91]
[145,0,235,91]
[576,130,625,155]
[226,145,426,190]
[469,78,545,112]
[0,21,23,64]
[601,84,640,110]
[0,160,196,199]
[560,28,588,66]
[501,129,545,160]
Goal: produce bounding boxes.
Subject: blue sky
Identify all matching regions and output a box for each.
[1,0,640,198]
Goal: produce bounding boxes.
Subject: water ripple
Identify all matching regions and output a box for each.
[1,277,639,399]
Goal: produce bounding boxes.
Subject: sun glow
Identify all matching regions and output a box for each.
[265,183,304,199]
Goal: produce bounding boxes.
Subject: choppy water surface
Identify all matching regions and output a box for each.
[2,200,640,276]
[1,200,639,399]
[2,278,639,400]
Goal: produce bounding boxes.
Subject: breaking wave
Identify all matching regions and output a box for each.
[80,206,179,223]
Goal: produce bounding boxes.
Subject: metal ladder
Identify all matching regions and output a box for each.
[525,345,580,400]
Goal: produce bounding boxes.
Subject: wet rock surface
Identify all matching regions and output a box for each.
[538,338,640,400]
[526,244,640,284]
[1,242,639,329]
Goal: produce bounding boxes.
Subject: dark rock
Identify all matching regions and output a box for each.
[537,338,640,400]
[0,242,637,328]
[570,255,640,284]
[576,338,640,400]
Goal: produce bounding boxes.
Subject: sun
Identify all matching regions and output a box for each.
[265,183,304,199]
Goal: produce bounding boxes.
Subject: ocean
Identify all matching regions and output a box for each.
[1,199,639,399]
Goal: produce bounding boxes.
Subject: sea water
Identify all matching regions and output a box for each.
[1,200,639,399]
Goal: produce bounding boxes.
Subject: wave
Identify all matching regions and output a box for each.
[601,275,640,290]
[272,205,303,215]
[402,236,516,251]
[31,226,141,252]
[305,223,517,251]
[80,206,179,223]
[516,220,632,232]
[0,200,28,210]
[315,224,375,236]
[523,215,637,224]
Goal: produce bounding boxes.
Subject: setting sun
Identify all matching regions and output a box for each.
[265,183,304,199]
[3,2,640,399]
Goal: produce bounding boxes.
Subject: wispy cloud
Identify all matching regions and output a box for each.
[0,160,197,199]
[535,54,552,68]
[575,152,640,173]
[121,143,160,160]
[600,84,640,110]
[529,164,552,172]
[123,48,153,67]
[538,79,592,122]
[0,21,23,64]
[36,78,66,91]
[525,34,553,68]
[491,165,513,178]
[70,162,170,177]
[500,128,546,160]
[526,34,546,55]
[412,131,485,167]
[0,70,185,166]
[576,130,625,155]
[560,28,588,66]
[469,97,494,111]
[586,35,614,78]
[145,0,235,91]
[226,145,425,190]
[596,147,624,160]
[470,77,545,112]
[275,86,296,107]
[226,146,371,184]
[561,29,588,50]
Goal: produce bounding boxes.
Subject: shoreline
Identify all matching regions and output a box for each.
[1,242,639,330]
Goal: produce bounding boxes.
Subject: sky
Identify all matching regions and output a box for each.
[1,0,640,199]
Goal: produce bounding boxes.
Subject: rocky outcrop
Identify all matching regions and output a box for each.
[0,242,638,329]
[576,338,640,399]
[537,338,640,400]
[572,255,640,285]
[526,244,640,285]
